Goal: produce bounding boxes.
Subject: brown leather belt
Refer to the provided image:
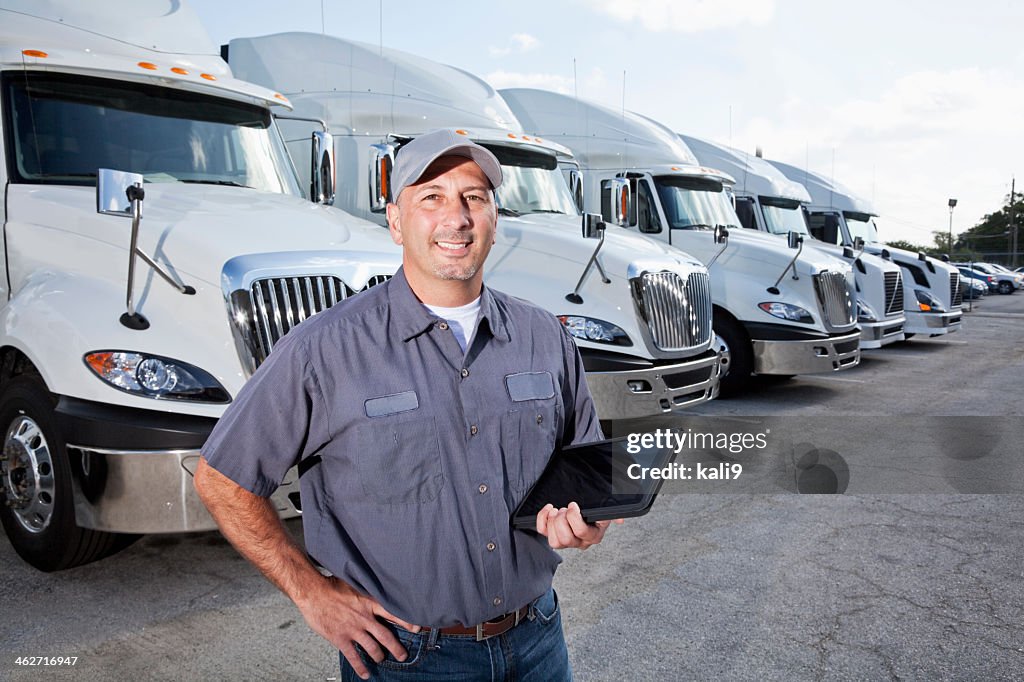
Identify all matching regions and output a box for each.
[430,605,531,641]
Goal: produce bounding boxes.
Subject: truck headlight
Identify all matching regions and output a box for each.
[758,302,813,324]
[84,351,231,403]
[557,316,632,346]
[913,289,946,313]
[856,299,879,322]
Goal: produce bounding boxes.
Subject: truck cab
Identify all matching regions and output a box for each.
[501,88,861,395]
[769,161,962,338]
[683,135,906,349]
[0,2,401,570]
[226,32,723,420]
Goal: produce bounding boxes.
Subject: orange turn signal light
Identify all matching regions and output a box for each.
[22,49,48,58]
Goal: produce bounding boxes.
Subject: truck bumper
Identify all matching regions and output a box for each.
[65,446,301,533]
[859,317,906,349]
[904,310,962,336]
[752,330,861,375]
[585,348,722,420]
[53,395,301,534]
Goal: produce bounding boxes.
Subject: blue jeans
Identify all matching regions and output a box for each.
[340,588,572,681]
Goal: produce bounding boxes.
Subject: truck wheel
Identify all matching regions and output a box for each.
[998,281,1013,295]
[713,312,753,397]
[0,375,136,571]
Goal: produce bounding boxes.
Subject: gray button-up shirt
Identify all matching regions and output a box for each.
[202,268,602,627]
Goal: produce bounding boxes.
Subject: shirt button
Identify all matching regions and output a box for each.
[493,597,503,607]
[536,414,544,424]
[461,368,470,378]
[470,425,479,436]
[486,542,496,552]
[438,321,449,330]
[478,484,488,494]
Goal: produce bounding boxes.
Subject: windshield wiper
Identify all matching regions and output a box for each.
[497,207,521,217]
[180,179,252,188]
[525,209,566,215]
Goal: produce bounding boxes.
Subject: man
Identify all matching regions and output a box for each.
[194,128,617,680]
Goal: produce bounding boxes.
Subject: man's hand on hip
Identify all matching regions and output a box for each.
[535,501,623,550]
[295,576,420,680]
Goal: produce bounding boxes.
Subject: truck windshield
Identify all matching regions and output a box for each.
[844,212,881,244]
[3,72,301,196]
[760,197,809,236]
[484,144,579,216]
[653,175,740,230]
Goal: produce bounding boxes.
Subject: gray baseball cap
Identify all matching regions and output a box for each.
[390,128,503,202]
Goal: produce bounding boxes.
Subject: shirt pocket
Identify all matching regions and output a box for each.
[502,402,559,492]
[347,416,445,504]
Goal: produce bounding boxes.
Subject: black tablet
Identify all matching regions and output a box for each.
[511,436,675,529]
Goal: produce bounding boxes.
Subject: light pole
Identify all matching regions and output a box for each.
[948,198,958,259]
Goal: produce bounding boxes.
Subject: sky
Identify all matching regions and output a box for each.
[191,0,1024,247]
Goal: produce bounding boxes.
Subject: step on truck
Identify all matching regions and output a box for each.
[683,136,907,349]
[500,88,861,395]
[0,1,403,570]
[225,32,723,420]
[769,161,963,338]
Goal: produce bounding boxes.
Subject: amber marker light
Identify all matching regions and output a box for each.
[85,352,116,375]
[138,62,158,70]
[507,133,517,139]
[455,129,469,135]
[22,49,49,58]
[171,67,189,75]
[273,93,288,102]
[200,73,216,80]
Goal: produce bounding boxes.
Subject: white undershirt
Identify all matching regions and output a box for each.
[424,297,482,352]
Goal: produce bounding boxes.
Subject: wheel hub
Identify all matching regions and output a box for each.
[1,415,55,533]
[716,334,732,378]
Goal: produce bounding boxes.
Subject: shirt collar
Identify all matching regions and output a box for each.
[388,267,511,344]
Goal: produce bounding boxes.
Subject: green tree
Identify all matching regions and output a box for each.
[885,239,931,253]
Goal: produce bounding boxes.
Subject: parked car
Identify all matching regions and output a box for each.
[968,263,1022,294]
[956,266,997,294]
[960,274,987,300]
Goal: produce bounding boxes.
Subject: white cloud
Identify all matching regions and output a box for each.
[589,0,775,33]
[488,32,540,57]
[733,68,1024,243]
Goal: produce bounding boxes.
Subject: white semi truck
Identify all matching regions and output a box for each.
[769,161,963,337]
[500,88,861,394]
[225,33,723,419]
[683,136,907,349]
[0,2,404,570]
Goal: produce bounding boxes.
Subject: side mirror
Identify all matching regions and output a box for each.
[582,212,605,239]
[787,231,803,249]
[941,254,950,263]
[880,248,891,260]
[97,168,144,216]
[369,143,395,212]
[843,246,855,259]
[610,177,632,227]
[714,224,729,244]
[917,251,927,262]
[310,131,336,205]
[853,236,865,251]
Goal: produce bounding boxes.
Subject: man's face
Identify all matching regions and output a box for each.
[387,155,497,289]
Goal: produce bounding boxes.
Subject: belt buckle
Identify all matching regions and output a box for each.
[474,609,521,641]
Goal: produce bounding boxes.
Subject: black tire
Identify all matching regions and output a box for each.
[713,312,753,397]
[0,375,137,571]
[903,333,916,340]
[997,281,1013,295]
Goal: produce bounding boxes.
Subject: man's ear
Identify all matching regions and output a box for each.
[386,203,403,245]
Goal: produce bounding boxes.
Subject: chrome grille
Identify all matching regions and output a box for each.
[250,275,352,361]
[630,271,712,352]
[232,273,392,373]
[813,271,856,328]
[950,272,962,307]
[884,270,904,316]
